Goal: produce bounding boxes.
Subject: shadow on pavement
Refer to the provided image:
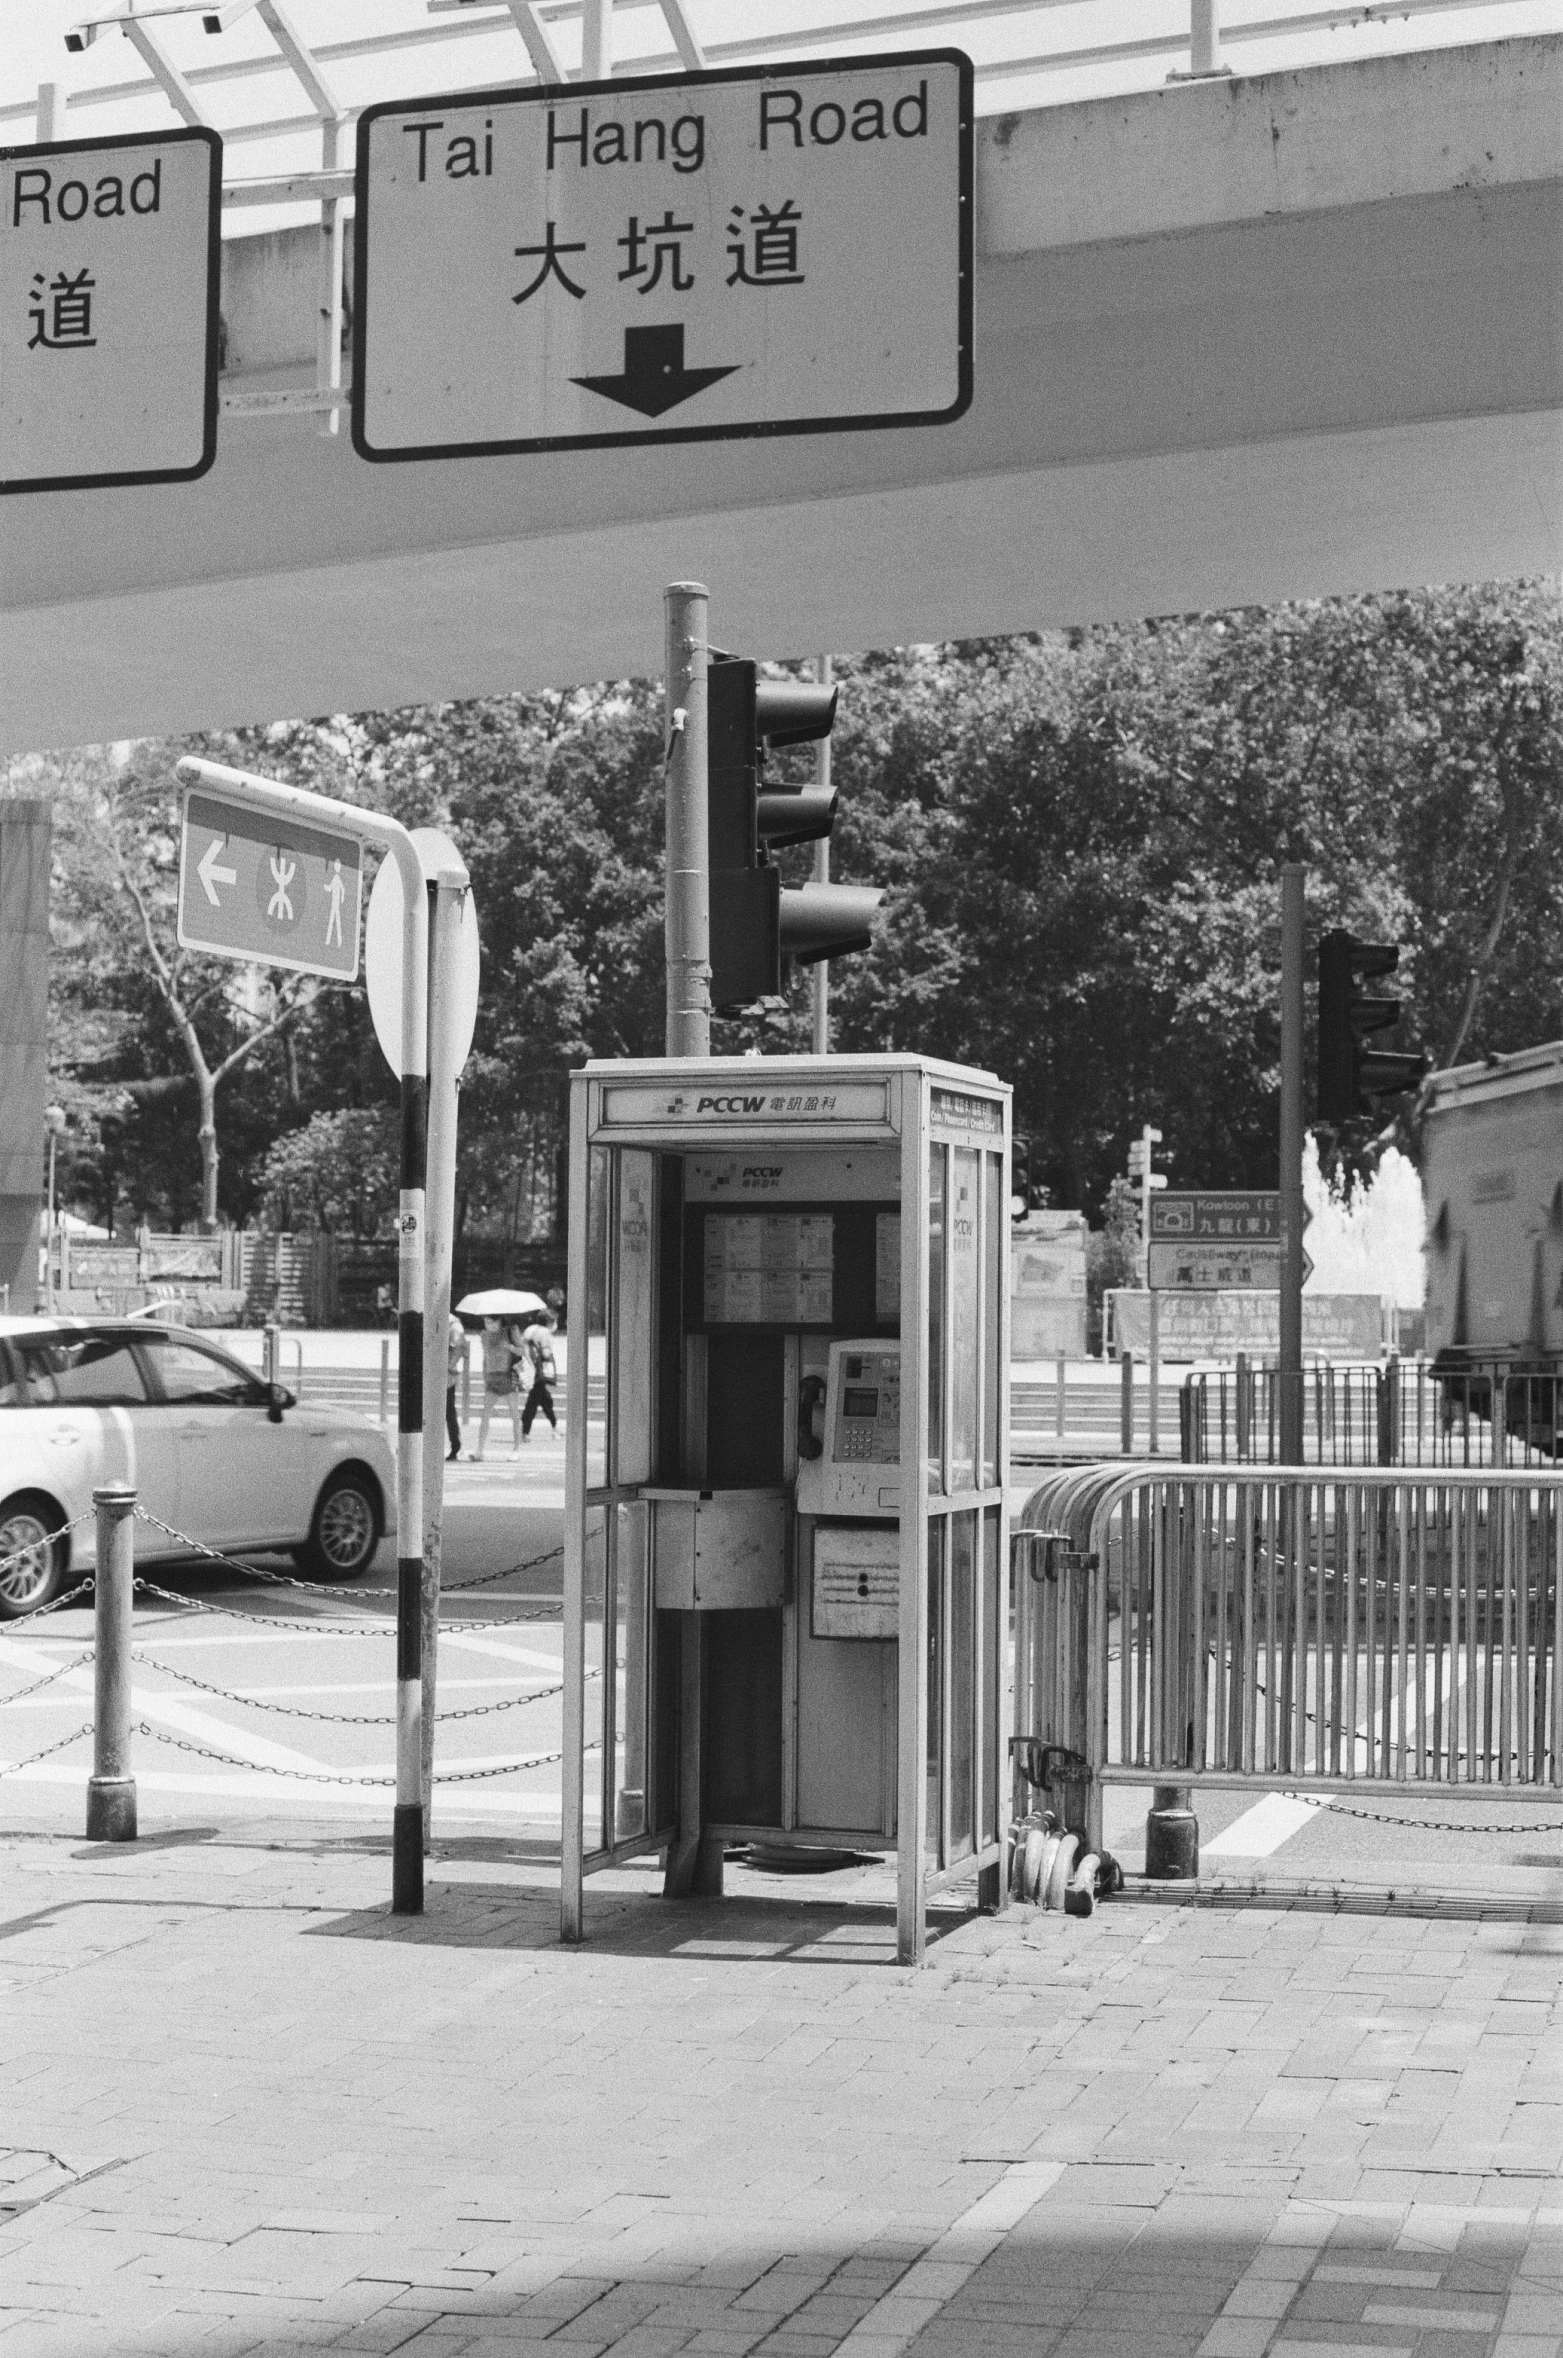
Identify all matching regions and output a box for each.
[306,1880,980,1963]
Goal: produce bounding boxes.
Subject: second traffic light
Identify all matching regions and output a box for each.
[1317,929,1429,1122]
[707,658,883,1011]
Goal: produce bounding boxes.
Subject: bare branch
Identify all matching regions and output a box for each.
[210,976,327,1087]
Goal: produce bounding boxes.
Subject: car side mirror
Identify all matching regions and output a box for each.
[266,1382,292,1423]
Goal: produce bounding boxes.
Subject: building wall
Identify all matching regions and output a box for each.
[0,800,50,1312]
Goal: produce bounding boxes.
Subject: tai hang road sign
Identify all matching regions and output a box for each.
[177,790,364,983]
[1147,1191,1314,1293]
[352,51,972,462]
[1,128,220,496]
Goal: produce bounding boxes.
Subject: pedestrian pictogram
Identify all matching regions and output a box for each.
[1,128,221,496]
[176,790,364,981]
[352,52,972,462]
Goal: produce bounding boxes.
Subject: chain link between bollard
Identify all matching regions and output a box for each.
[132,1578,560,1635]
[1297,1791,1563,1836]
[0,1648,96,1704]
[127,1509,563,1605]
[0,1721,96,1778]
[0,1512,95,1587]
[125,1653,598,1726]
[135,1722,596,1784]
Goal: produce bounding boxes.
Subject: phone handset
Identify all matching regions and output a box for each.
[797,1374,826,1460]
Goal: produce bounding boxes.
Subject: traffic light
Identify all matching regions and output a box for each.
[706,658,883,1011]
[1011,1135,1032,1220]
[1317,929,1429,1122]
[1126,1127,1163,1184]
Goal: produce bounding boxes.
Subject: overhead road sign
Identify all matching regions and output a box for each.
[352,51,972,463]
[1,128,220,496]
[177,789,364,982]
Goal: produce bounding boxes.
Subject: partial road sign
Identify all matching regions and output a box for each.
[1,128,220,496]
[177,789,364,981]
[364,828,480,1077]
[353,52,972,462]
[1148,1239,1315,1293]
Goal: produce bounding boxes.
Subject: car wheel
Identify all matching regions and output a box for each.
[0,1493,68,1621]
[297,1471,380,1582]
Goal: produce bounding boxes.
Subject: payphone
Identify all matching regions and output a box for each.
[560,1054,1011,1966]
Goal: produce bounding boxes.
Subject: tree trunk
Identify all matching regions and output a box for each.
[198,1071,219,1232]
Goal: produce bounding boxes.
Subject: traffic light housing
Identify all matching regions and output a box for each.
[1317,929,1429,1122]
[1011,1135,1032,1220]
[706,659,883,1011]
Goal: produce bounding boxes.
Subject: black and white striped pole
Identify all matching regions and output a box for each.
[392,841,429,1912]
[175,756,434,1912]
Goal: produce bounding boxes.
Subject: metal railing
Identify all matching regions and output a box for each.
[1181,1356,1563,1470]
[1018,1464,1563,1853]
[7,0,1538,149]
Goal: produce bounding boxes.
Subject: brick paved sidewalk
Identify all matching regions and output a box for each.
[0,1828,1559,2358]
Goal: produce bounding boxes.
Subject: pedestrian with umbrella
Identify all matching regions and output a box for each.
[457,1289,546,1463]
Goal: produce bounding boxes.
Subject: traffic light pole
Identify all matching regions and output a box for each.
[811,654,832,1055]
[664,582,712,1058]
[1279,863,1305,1463]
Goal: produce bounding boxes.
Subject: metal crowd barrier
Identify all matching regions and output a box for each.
[1018,1465,1563,1856]
[1181,1356,1563,1470]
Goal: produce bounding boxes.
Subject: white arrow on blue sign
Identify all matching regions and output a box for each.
[176,788,364,981]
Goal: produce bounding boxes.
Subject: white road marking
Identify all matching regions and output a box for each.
[440,1632,567,1674]
[2,1761,567,1815]
[1203,1792,1332,1857]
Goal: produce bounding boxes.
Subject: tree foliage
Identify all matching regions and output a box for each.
[15,580,1559,1237]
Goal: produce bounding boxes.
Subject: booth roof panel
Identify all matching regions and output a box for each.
[578,1053,1009,1092]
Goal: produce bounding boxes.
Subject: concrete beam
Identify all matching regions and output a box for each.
[2,38,1559,752]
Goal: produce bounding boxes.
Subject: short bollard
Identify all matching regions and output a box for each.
[86,1485,137,1843]
[1144,1784,1198,1880]
[1120,1350,1135,1454]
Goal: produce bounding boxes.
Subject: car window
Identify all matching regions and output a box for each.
[141,1338,261,1407]
[13,1333,150,1407]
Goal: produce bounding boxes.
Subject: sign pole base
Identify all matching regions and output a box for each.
[392,1804,424,1912]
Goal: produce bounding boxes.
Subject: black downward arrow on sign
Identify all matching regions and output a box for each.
[572,324,739,419]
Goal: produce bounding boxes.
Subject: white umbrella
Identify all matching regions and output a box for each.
[455,1288,547,1323]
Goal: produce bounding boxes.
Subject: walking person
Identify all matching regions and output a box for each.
[445,1311,467,1462]
[474,1316,523,1461]
[519,1312,559,1440]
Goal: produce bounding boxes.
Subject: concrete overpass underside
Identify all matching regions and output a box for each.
[2,37,1558,752]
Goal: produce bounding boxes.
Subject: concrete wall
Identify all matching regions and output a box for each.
[0,800,50,1312]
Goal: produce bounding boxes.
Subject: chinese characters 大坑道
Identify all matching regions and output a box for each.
[28,269,97,350]
[727,202,804,286]
[513,204,806,304]
[618,211,694,293]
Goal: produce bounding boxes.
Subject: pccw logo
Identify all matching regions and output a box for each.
[697,1094,766,1114]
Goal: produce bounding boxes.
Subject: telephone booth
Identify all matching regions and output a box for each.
[560,1053,1011,1966]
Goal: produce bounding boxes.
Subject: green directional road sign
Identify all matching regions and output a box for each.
[177,789,363,981]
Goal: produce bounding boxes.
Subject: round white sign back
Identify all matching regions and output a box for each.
[364,827,480,1078]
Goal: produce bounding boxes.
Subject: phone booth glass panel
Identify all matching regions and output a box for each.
[561,1055,1011,1965]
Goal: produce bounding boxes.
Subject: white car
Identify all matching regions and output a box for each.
[0,1316,397,1619]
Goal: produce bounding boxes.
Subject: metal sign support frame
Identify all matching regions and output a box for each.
[177,754,467,1913]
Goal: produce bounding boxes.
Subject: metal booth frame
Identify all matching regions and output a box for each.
[560,1052,1011,1966]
